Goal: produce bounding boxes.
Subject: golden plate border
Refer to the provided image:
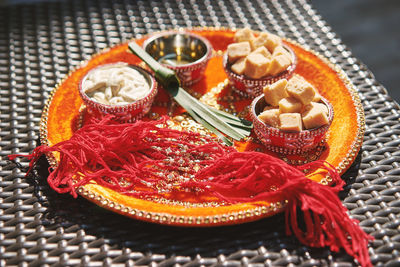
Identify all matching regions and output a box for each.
[39,27,365,226]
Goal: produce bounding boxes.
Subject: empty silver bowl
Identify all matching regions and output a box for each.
[143,31,212,86]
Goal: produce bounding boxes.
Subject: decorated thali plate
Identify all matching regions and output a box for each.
[40,28,364,226]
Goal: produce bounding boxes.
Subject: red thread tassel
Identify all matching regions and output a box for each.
[9,116,373,266]
[190,152,373,267]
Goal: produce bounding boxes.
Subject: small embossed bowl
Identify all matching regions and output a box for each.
[143,31,212,86]
[250,94,334,154]
[223,44,296,98]
[79,63,158,123]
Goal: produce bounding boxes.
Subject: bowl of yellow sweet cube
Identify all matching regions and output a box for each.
[223,28,296,97]
[250,74,333,154]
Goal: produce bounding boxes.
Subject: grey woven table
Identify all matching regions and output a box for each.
[1,0,400,266]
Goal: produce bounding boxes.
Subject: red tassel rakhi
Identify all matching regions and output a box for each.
[9,116,373,267]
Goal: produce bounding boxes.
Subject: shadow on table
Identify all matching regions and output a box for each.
[20,147,361,262]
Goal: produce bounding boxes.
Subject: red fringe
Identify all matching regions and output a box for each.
[9,116,373,266]
[190,152,372,266]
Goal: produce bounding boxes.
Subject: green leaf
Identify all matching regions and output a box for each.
[209,106,252,128]
[168,86,246,140]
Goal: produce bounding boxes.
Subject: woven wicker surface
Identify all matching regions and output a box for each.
[1,0,400,266]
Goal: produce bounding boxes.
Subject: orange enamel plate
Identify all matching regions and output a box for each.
[40,28,364,226]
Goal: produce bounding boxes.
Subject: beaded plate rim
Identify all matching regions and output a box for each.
[39,27,365,226]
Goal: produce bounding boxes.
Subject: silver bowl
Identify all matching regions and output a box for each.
[250,94,334,154]
[143,31,212,86]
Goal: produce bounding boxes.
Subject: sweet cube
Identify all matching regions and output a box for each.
[272,45,291,61]
[286,75,316,105]
[279,113,303,131]
[250,32,269,50]
[258,108,280,128]
[302,102,329,129]
[253,46,272,58]
[227,41,251,63]
[234,27,255,43]
[265,33,282,53]
[231,57,246,75]
[304,102,329,115]
[279,97,302,113]
[263,79,288,106]
[244,53,270,79]
[267,54,291,76]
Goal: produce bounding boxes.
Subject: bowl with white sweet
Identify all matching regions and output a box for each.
[79,62,158,122]
[223,28,296,97]
[250,74,333,154]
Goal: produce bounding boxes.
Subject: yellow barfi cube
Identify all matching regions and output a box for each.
[310,102,329,115]
[227,41,251,63]
[266,54,291,76]
[244,53,270,79]
[253,46,271,58]
[250,32,269,50]
[231,57,246,75]
[265,33,282,53]
[286,75,316,105]
[272,45,292,62]
[279,113,302,131]
[302,102,329,129]
[258,108,280,128]
[279,97,302,113]
[263,79,288,106]
[234,27,255,43]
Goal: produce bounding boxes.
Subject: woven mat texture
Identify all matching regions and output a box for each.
[1,0,400,266]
